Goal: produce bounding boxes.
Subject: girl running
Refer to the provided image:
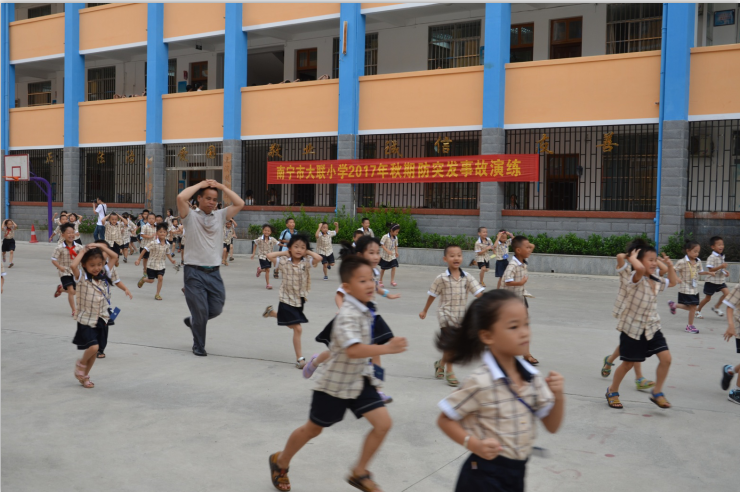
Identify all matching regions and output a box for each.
[379,223,400,287]
[315,221,339,280]
[668,240,710,333]
[2,219,18,268]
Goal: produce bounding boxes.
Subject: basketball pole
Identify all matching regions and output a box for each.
[29,175,53,240]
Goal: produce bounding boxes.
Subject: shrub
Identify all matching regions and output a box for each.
[660,230,691,259]
[519,232,653,257]
[78,215,98,234]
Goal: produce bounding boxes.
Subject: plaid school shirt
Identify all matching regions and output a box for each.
[474,237,494,263]
[316,230,336,256]
[52,226,65,246]
[705,251,727,284]
[4,226,15,239]
[127,220,137,238]
[429,269,485,328]
[380,234,398,262]
[675,256,704,295]
[105,262,121,285]
[279,257,311,307]
[144,238,170,271]
[612,263,632,318]
[438,350,555,461]
[75,271,112,327]
[119,221,129,242]
[357,227,374,237]
[104,222,124,246]
[313,294,380,399]
[494,238,513,260]
[223,226,235,245]
[616,271,669,340]
[51,243,83,278]
[140,223,156,249]
[722,285,740,337]
[253,235,279,260]
[503,256,528,300]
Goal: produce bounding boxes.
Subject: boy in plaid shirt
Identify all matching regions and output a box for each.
[251,224,279,289]
[502,236,540,365]
[49,214,70,246]
[138,213,156,274]
[135,224,177,300]
[698,236,730,318]
[222,219,237,266]
[315,221,339,280]
[420,245,485,387]
[494,229,513,288]
[474,227,494,287]
[102,212,126,265]
[720,284,740,404]
[268,256,408,492]
[51,223,84,316]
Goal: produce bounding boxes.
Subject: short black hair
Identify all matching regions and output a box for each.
[285,217,295,224]
[353,230,364,238]
[477,226,487,233]
[261,223,273,234]
[710,236,723,247]
[684,240,701,252]
[339,254,373,283]
[156,223,168,233]
[60,223,75,233]
[142,209,150,214]
[443,244,462,256]
[61,210,67,214]
[68,213,78,220]
[361,217,370,223]
[511,235,529,253]
[155,215,163,219]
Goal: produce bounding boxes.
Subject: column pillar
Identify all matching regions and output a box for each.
[63,4,85,211]
[658,3,695,246]
[1,4,15,219]
[479,3,510,230]
[146,3,167,214]
[223,2,247,200]
[336,3,365,215]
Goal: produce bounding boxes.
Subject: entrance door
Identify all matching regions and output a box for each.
[546,154,579,210]
[190,61,208,90]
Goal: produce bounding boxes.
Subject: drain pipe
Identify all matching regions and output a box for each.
[655,6,668,249]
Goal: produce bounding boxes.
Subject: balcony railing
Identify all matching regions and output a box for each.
[80,3,147,53]
[163,91,224,142]
[9,13,64,62]
[9,105,64,149]
[79,98,146,146]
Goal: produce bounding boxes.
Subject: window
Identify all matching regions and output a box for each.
[87,66,116,101]
[296,48,318,81]
[28,5,51,19]
[606,4,662,54]
[550,17,582,59]
[510,23,534,63]
[601,133,658,212]
[332,33,379,79]
[428,21,482,70]
[190,61,208,90]
[545,154,580,210]
[145,59,177,94]
[27,81,52,107]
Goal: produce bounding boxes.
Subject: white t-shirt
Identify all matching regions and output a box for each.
[95,204,107,225]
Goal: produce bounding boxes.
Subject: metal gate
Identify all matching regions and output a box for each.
[164,142,223,213]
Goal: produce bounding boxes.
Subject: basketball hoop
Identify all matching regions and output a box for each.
[6,176,20,182]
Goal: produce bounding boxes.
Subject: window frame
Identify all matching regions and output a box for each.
[427,20,482,70]
[27,80,52,107]
[87,66,116,101]
[510,23,534,63]
[549,17,583,59]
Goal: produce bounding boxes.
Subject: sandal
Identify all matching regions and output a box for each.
[635,377,655,391]
[97,352,106,359]
[54,285,64,298]
[296,357,306,369]
[263,305,274,318]
[446,372,459,387]
[266,284,273,290]
[391,282,397,287]
[526,355,539,365]
[303,354,319,379]
[433,360,444,379]
[257,267,262,277]
[601,356,615,377]
[81,376,94,389]
[273,271,280,279]
[8,262,13,268]
[74,360,86,382]
[269,452,291,491]
[606,388,623,409]
[649,391,671,409]
[348,472,380,492]
[154,294,162,300]
[667,300,677,315]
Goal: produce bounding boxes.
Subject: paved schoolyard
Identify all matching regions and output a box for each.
[2,241,738,492]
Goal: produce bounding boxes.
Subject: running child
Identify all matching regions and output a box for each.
[2,219,18,267]
[274,217,297,280]
[494,230,513,289]
[358,217,374,237]
[502,236,539,365]
[222,219,236,266]
[135,223,178,301]
[49,214,70,245]
[139,213,157,274]
[605,245,678,409]
[165,208,175,228]
[379,223,400,287]
[170,218,183,256]
[315,221,339,280]
[474,227,494,287]
[268,255,408,492]
[119,213,131,262]
[262,233,322,368]
[67,213,82,245]
[437,290,565,492]
[252,224,279,289]
[52,223,83,316]
[668,240,710,333]
[420,244,485,387]
[697,236,730,318]
[720,283,740,404]
[101,212,126,266]
[92,239,132,358]
[352,229,363,247]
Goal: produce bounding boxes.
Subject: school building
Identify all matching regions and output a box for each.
[1,3,739,247]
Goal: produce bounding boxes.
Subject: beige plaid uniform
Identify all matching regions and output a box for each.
[4,226,15,239]
[616,272,669,340]
[380,234,398,262]
[612,263,631,318]
[503,256,528,300]
[313,295,380,399]
[675,256,704,295]
[475,238,494,263]
[75,272,111,327]
[705,252,727,284]
[105,262,121,285]
[279,257,311,307]
[495,238,512,260]
[722,285,740,336]
[127,220,137,238]
[316,230,336,256]
[140,223,156,249]
[254,236,279,260]
[438,350,555,461]
[145,239,170,271]
[104,222,124,246]
[429,269,485,328]
[223,226,235,245]
[51,244,83,277]
[357,227,374,237]
[119,221,129,243]
[52,226,65,245]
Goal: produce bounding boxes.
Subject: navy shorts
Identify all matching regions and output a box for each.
[678,293,700,306]
[703,282,727,296]
[60,275,76,290]
[2,238,15,252]
[139,247,150,259]
[146,268,165,279]
[619,330,669,362]
[259,258,273,270]
[477,261,490,270]
[309,378,384,428]
[321,253,335,265]
[455,454,527,492]
[495,259,509,277]
[379,259,398,270]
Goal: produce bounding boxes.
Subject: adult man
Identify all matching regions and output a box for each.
[93,197,107,241]
[177,179,244,356]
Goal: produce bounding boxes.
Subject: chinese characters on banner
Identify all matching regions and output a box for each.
[267,155,539,184]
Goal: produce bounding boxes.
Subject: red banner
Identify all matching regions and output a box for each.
[266,154,538,184]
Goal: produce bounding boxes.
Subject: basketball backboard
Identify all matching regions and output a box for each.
[4,154,29,181]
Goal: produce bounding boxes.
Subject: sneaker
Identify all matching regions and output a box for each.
[327,265,331,270]
[302,355,318,379]
[323,276,328,280]
[695,311,704,319]
[378,391,393,404]
[729,389,740,405]
[229,257,234,261]
[721,365,734,391]
[171,253,175,257]
[266,284,273,290]
[685,325,699,334]
[668,301,677,315]
[122,257,127,263]
[296,357,307,369]
[523,290,535,298]
[711,307,725,317]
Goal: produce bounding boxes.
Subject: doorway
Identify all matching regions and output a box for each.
[546,154,579,210]
[190,61,208,90]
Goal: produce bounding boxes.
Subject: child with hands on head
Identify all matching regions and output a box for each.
[668,240,711,333]
[135,223,177,301]
[315,221,339,280]
[474,227,494,287]
[252,224,279,289]
[378,223,400,287]
[51,223,83,316]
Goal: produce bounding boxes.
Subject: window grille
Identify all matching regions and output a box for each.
[8,149,64,202]
[606,4,663,54]
[242,137,337,207]
[428,21,481,70]
[87,66,116,101]
[79,146,146,204]
[27,81,52,107]
[28,5,51,19]
[686,119,740,212]
[505,125,658,212]
[332,33,379,79]
[357,132,481,210]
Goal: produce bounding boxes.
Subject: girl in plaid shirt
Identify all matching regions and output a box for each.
[668,240,710,334]
[262,234,323,369]
[315,221,339,280]
[378,223,400,287]
[221,219,237,266]
[252,224,279,289]
[68,213,82,245]
[2,219,18,267]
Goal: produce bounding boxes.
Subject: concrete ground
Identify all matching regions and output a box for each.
[2,241,738,492]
